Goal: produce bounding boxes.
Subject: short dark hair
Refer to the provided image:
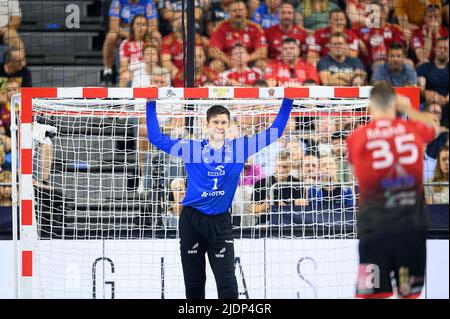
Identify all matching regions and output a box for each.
[330,32,347,41]
[389,42,405,53]
[303,79,318,86]
[230,42,247,53]
[329,8,346,19]
[280,1,295,9]
[254,79,268,87]
[206,105,231,122]
[282,37,299,46]
[436,37,449,45]
[370,81,396,110]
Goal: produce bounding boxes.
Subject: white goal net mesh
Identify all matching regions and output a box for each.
[21,96,370,298]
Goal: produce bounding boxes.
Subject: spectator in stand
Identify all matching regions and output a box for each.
[426,145,449,204]
[315,155,354,226]
[417,37,449,106]
[101,0,160,86]
[159,0,210,34]
[161,10,208,80]
[285,140,304,179]
[422,102,449,182]
[301,153,319,184]
[265,37,319,87]
[167,177,186,227]
[395,0,443,43]
[0,169,12,206]
[206,0,232,36]
[296,0,340,31]
[217,43,263,86]
[0,46,31,88]
[0,77,17,170]
[0,77,18,138]
[0,0,25,65]
[119,15,148,87]
[148,66,171,87]
[209,1,268,73]
[131,45,161,87]
[307,9,365,67]
[331,131,352,183]
[371,42,418,86]
[252,151,302,225]
[346,0,371,29]
[172,45,219,87]
[356,0,407,70]
[265,2,308,60]
[318,32,366,86]
[252,0,281,29]
[411,3,449,66]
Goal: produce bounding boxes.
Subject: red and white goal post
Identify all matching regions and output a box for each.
[12,86,420,299]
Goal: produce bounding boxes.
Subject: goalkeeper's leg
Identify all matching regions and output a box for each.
[179,207,208,299]
[207,212,238,299]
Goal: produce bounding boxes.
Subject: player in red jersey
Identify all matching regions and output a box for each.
[265,37,319,86]
[347,81,439,299]
[264,2,308,60]
[209,1,267,73]
[217,44,262,86]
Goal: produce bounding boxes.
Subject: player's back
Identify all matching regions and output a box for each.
[347,118,435,234]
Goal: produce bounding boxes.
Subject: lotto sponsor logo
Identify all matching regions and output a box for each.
[201,190,226,198]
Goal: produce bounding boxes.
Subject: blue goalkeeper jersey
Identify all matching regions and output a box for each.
[146,99,293,215]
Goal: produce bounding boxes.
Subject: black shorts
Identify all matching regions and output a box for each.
[356,227,426,299]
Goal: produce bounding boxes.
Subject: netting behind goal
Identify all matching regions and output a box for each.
[13,87,418,299]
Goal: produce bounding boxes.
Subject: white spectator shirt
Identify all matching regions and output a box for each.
[131,62,151,87]
[0,0,21,28]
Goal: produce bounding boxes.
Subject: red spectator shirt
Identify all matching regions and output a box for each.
[161,33,204,70]
[172,66,219,87]
[217,67,263,86]
[356,24,406,65]
[347,118,435,211]
[265,59,320,85]
[411,25,449,61]
[119,39,144,65]
[209,20,267,56]
[309,26,360,57]
[264,24,308,60]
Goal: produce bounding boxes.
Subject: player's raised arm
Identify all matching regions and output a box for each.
[396,95,440,139]
[146,101,187,157]
[242,98,294,159]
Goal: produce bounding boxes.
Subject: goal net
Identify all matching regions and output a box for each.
[13,86,416,299]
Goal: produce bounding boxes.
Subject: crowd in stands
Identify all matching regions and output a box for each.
[99,0,447,226]
[1,0,29,208]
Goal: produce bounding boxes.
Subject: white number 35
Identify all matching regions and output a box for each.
[366,134,419,170]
